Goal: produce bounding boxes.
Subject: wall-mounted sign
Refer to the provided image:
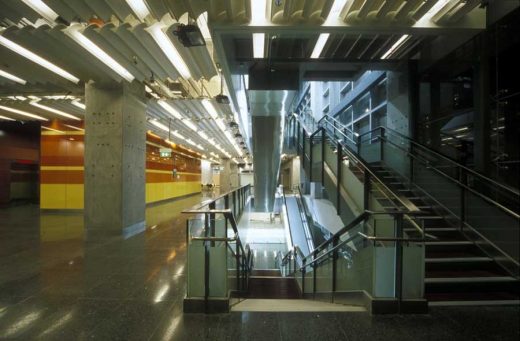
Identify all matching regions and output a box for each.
[160,148,172,157]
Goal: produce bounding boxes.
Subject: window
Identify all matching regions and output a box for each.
[371,79,387,108]
[353,93,370,121]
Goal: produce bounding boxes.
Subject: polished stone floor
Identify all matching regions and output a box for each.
[0,195,519,340]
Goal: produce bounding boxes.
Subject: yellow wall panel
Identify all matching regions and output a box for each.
[40,184,67,209]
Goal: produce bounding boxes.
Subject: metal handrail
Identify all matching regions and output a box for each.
[376,125,519,197]
[187,184,251,211]
[381,136,520,219]
[191,233,238,242]
[294,114,421,215]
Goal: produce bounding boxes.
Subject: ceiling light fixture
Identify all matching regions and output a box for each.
[250,0,267,25]
[124,0,150,21]
[0,104,47,121]
[146,23,191,79]
[0,115,15,121]
[0,69,27,84]
[252,33,265,59]
[71,99,86,110]
[64,25,135,82]
[20,0,59,24]
[30,101,80,121]
[157,100,183,120]
[311,33,330,59]
[150,119,169,132]
[325,0,348,25]
[41,126,65,133]
[64,124,84,131]
[380,34,410,59]
[0,34,79,84]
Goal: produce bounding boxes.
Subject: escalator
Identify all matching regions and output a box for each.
[284,113,519,305]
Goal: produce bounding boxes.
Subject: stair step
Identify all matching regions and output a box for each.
[425,241,473,246]
[425,257,492,263]
[231,299,366,312]
[425,276,518,284]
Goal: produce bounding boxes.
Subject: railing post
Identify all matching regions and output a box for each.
[302,258,306,295]
[302,131,306,170]
[357,135,361,155]
[395,213,404,313]
[321,129,325,185]
[209,202,216,247]
[204,212,210,313]
[380,127,385,162]
[364,172,371,211]
[336,142,342,215]
[332,236,338,303]
[236,239,240,290]
[459,169,466,231]
[309,133,314,181]
[313,251,317,297]
[224,195,229,231]
[233,191,237,218]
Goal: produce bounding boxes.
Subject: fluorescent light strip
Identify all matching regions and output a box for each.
[20,0,59,24]
[30,101,80,121]
[64,124,84,131]
[65,26,134,82]
[0,34,79,84]
[311,33,330,59]
[250,0,267,25]
[0,69,27,84]
[147,23,191,79]
[42,126,65,133]
[197,12,211,40]
[157,100,183,120]
[125,0,150,21]
[71,99,85,110]
[0,115,15,121]
[421,0,452,21]
[183,119,198,132]
[252,33,265,59]
[0,105,47,121]
[380,34,410,59]
[151,119,169,132]
[201,99,219,120]
[325,0,348,24]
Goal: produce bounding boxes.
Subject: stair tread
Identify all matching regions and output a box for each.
[425,276,517,283]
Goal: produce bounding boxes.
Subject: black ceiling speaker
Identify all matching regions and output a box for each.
[235,133,243,138]
[229,121,239,128]
[174,24,205,47]
[215,94,230,104]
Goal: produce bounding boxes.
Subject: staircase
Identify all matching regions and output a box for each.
[246,269,301,299]
[370,162,520,303]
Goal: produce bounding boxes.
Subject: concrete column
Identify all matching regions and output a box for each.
[429,78,442,149]
[84,81,146,238]
[386,67,411,136]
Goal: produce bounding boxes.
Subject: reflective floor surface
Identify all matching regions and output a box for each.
[0,194,519,340]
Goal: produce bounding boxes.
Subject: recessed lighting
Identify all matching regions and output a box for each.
[0,34,79,84]
[64,25,135,82]
[311,33,330,59]
[0,69,27,85]
[0,105,47,121]
[381,34,410,60]
[253,33,265,59]
[146,23,191,79]
[20,0,59,24]
[30,101,80,121]
[125,0,150,21]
